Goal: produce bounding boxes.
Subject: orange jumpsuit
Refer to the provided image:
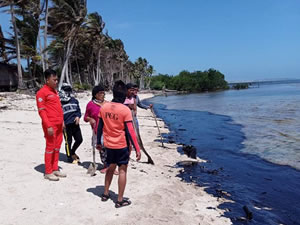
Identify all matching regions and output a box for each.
[36,85,64,174]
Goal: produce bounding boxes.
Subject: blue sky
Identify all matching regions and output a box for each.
[1,0,300,82]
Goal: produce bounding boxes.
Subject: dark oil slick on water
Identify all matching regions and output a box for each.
[146,82,300,225]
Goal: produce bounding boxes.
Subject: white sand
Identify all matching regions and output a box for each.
[0,91,232,225]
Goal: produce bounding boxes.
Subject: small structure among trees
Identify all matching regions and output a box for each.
[0,62,18,91]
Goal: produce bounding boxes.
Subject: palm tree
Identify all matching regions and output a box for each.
[0,24,17,63]
[134,57,148,89]
[14,0,41,79]
[43,0,48,70]
[145,64,154,89]
[48,0,87,88]
[0,0,24,88]
[86,12,105,85]
[124,60,135,83]
[37,0,49,72]
[0,25,8,62]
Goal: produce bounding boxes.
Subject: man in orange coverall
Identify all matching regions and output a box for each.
[36,69,67,181]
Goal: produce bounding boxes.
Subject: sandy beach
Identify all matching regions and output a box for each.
[0,91,231,225]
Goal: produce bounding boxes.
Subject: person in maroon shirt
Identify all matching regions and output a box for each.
[36,69,67,181]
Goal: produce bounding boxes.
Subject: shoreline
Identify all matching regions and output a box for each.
[0,91,231,225]
[147,93,300,224]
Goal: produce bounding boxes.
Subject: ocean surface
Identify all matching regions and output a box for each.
[146,82,300,225]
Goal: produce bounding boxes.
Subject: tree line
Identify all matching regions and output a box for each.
[0,0,153,90]
[150,69,228,92]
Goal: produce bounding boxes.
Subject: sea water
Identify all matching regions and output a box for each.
[146,82,300,225]
[151,82,300,169]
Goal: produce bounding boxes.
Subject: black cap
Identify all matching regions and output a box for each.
[61,83,72,92]
[126,83,134,89]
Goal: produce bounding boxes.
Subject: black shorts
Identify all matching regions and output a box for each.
[106,147,129,166]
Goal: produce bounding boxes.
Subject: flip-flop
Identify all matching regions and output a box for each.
[101,194,110,202]
[115,199,131,208]
[100,168,107,174]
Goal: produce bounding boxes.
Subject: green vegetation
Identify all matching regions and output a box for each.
[0,0,154,90]
[150,69,229,92]
[72,82,91,91]
[232,83,249,90]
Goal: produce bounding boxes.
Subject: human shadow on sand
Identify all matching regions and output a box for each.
[59,152,70,163]
[78,161,104,172]
[86,185,118,202]
[34,164,62,174]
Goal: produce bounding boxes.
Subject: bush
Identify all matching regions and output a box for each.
[150,80,165,90]
[232,83,249,90]
[150,69,228,92]
[73,83,91,91]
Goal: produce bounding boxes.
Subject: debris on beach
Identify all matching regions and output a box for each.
[0,106,8,110]
[243,205,253,220]
[182,144,197,159]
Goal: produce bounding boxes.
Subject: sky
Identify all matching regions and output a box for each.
[1,0,300,82]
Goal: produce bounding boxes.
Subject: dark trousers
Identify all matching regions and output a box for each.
[63,123,83,159]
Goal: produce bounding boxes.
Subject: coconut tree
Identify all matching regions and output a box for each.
[37,0,49,72]
[0,25,8,62]
[145,64,154,88]
[14,0,41,79]
[112,39,127,81]
[124,60,135,83]
[0,24,18,63]
[85,12,105,85]
[134,57,148,89]
[42,0,48,70]
[100,34,117,88]
[0,0,24,88]
[48,0,87,88]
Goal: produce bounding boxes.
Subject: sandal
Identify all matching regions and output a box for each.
[75,154,80,160]
[100,168,107,174]
[101,193,110,202]
[115,199,131,208]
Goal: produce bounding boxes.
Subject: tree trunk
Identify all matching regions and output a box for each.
[110,61,114,89]
[75,55,82,85]
[10,4,24,88]
[139,74,144,89]
[92,66,96,86]
[121,61,124,81]
[38,30,45,71]
[69,60,72,85]
[33,60,37,81]
[27,57,32,79]
[43,0,49,69]
[95,49,101,85]
[59,38,75,88]
[64,59,68,84]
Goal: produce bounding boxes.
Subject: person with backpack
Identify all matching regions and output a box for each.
[59,83,83,164]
